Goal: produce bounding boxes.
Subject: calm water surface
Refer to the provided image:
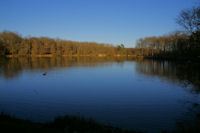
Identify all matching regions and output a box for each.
[0,57,200,133]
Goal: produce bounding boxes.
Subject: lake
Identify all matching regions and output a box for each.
[0,57,200,133]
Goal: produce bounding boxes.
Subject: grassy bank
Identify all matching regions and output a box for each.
[0,114,142,133]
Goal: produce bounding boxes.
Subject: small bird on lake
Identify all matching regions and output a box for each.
[42,72,47,76]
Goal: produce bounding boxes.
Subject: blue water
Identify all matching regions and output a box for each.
[0,57,199,133]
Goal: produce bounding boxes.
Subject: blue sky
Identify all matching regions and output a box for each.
[0,0,198,47]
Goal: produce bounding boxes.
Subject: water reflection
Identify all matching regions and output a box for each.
[0,56,136,79]
[0,57,200,133]
[2,57,200,92]
[135,60,200,132]
[136,60,200,92]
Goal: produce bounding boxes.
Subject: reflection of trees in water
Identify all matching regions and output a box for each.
[0,56,136,79]
[1,57,200,91]
[0,57,23,79]
[135,60,200,133]
[1,57,200,132]
[136,60,200,92]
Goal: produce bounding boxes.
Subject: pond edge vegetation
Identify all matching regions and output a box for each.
[0,113,142,133]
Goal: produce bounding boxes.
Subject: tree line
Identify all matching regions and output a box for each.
[0,31,114,56]
[0,31,139,57]
[0,5,199,59]
[135,5,200,60]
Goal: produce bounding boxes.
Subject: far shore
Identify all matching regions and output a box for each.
[5,54,143,58]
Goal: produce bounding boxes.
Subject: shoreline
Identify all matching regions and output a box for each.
[0,114,141,133]
[5,54,141,58]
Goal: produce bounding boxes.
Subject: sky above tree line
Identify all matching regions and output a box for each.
[0,0,198,47]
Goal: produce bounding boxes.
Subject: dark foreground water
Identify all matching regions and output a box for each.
[0,57,200,133]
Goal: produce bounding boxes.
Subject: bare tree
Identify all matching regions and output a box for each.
[176,6,200,34]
